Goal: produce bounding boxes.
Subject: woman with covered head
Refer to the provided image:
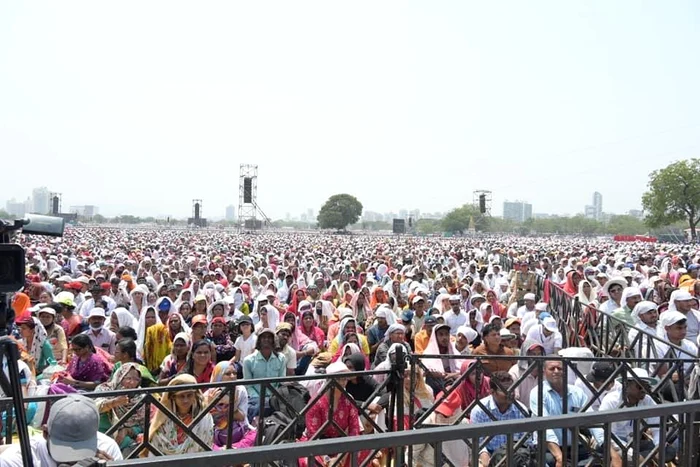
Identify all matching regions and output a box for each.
[147,374,213,456]
[204,361,254,448]
[95,362,150,453]
[328,316,370,355]
[15,315,56,374]
[158,332,191,385]
[128,285,148,320]
[508,340,545,407]
[577,279,597,306]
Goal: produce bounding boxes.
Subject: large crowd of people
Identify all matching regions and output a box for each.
[1,227,699,466]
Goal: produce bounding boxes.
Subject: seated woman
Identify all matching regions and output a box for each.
[16,316,56,375]
[37,306,67,365]
[94,362,147,454]
[110,308,137,334]
[111,338,155,383]
[159,332,191,386]
[300,361,370,467]
[328,317,370,355]
[185,339,215,384]
[204,361,255,449]
[54,334,109,391]
[148,374,213,456]
[457,359,490,415]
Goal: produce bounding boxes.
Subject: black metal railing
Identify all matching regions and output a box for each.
[109,399,700,467]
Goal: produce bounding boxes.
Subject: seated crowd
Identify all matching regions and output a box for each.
[2,230,699,466]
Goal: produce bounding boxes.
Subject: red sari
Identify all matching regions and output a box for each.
[299,393,369,467]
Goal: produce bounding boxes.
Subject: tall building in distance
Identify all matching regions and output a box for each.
[69,205,99,218]
[5,198,27,217]
[225,205,236,221]
[503,201,533,222]
[584,191,603,221]
[31,187,51,214]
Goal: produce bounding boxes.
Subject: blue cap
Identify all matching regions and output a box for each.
[157,298,172,312]
[689,264,699,271]
[401,310,414,322]
[538,312,552,321]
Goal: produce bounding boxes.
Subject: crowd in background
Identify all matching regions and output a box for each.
[2,228,700,466]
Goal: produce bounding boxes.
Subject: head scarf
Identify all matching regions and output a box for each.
[149,374,207,440]
[112,307,138,330]
[422,323,460,372]
[24,317,49,364]
[136,306,161,356]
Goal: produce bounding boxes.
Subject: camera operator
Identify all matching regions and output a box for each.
[0,394,122,466]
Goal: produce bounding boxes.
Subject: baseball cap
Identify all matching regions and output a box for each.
[586,361,615,383]
[87,308,106,319]
[434,389,462,418]
[412,296,426,305]
[211,317,226,326]
[401,310,414,322]
[523,293,536,301]
[499,328,516,340]
[542,317,558,332]
[423,316,437,326]
[673,290,694,302]
[47,394,99,463]
[276,322,293,333]
[191,315,208,327]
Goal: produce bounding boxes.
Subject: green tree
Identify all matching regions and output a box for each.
[317,194,363,231]
[605,215,646,235]
[442,204,487,233]
[92,214,106,223]
[0,209,11,219]
[642,159,700,241]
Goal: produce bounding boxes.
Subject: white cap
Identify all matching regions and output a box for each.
[524,293,536,301]
[542,317,558,332]
[535,303,548,311]
[88,307,106,319]
[661,310,687,328]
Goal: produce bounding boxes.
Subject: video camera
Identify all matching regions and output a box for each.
[0,214,65,334]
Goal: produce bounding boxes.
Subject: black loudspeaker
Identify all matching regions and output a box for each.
[243,178,252,204]
[479,194,486,213]
[194,203,200,220]
[393,219,406,234]
[408,217,413,227]
[52,196,59,215]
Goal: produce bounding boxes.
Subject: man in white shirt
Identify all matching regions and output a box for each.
[590,368,676,465]
[513,293,536,319]
[669,290,700,344]
[525,316,562,354]
[442,295,468,335]
[83,308,117,354]
[0,394,122,467]
[574,361,621,411]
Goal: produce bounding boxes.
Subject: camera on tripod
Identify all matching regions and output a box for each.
[0,214,65,293]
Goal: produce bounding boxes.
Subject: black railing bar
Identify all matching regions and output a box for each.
[414,354,691,363]
[110,399,700,466]
[5,369,391,405]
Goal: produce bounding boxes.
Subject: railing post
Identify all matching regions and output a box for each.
[393,346,406,467]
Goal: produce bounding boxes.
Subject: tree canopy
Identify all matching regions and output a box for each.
[441,204,489,233]
[317,194,363,231]
[642,158,700,241]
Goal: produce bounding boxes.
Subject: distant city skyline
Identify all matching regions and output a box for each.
[3,186,645,221]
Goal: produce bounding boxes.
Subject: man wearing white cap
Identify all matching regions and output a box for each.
[668,290,700,343]
[0,394,121,466]
[82,307,116,354]
[443,295,468,335]
[590,368,676,465]
[628,301,660,357]
[653,310,698,379]
[513,293,536,320]
[525,316,562,355]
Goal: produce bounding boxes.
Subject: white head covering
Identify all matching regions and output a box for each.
[422,323,460,372]
[136,306,161,355]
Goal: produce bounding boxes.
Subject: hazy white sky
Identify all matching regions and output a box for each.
[1,1,699,219]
